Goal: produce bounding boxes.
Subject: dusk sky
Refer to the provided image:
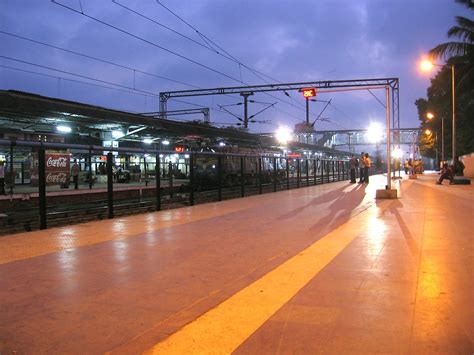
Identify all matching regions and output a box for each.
[1,0,470,133]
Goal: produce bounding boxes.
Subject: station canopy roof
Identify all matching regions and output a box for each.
[0,90,344,154]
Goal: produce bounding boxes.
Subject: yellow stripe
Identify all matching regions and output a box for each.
[144,205,378,354]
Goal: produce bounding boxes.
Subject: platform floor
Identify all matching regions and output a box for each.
[0,174,473,354]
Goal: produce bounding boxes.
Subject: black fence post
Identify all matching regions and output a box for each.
[189,153,195,206]
[306,158,309,187]
[88,148,93,190]
[313,158,317,185]
[217,156,222,201]
[296,159,300,188]
[240,156,245,197]
[9,141,14,194]
[258,157,263,194]
[38,147,47,230]
[286,158,290,190]
[337,160,340,181]
[318,159,322,184]
[155,153,161,211]
[107,152,114,219]
[144,155,148,187]
[168,161,173,198]
[273,157,277,192]
[327,161,330,182]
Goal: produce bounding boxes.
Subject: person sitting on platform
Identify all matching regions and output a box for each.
[436,163,454,185]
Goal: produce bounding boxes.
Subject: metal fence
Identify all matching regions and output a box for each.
[0,139,350,234]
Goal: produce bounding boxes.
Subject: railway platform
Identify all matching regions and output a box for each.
[0,173,472,354]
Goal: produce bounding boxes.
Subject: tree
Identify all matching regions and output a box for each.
[416,0,474,157]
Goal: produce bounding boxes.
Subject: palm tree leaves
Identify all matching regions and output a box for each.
[419,1,474,156]
[430,41,471,59]
[429,15,473,59]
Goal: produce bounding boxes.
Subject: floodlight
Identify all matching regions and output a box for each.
[56,125,72,133]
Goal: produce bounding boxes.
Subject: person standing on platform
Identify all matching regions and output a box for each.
[364,153,372,184]
[71,159,79,190]
[349,154,357,183]
[358,152,365,183]
[0,161,5,195]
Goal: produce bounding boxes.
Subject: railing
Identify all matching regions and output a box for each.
[0,139,350,234]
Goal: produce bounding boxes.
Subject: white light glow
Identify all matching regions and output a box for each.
[392,147,403,159]
[112,130,124,139]
[162,140,170,145]
[219,141,226,147]
[275,126,292,144]
[143,138,153,144]
[56,125,72,133]
[420,59,434,72]
[366,122,383,143]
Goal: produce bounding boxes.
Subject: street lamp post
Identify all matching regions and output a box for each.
[420,60,456,161]
[425,129,438,168]
[427,112,445,164]
[451,64,456,162]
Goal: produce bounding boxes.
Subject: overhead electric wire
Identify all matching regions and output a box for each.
[50,0,306,122]
[154,0,282,85]
[153,0,311,111]
[51,0,244,84]
[16,1,357,131]
[0,55,162,98]
[327,103,364,130]
[123,0,309,114]
[0,64,158,99]
[0,30,201,89]
[111,0,225,56]
[367,89,386,108]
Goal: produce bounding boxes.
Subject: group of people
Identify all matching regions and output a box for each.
[404,159,424,175]
[349,152,372,184]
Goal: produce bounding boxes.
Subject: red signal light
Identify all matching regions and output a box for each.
[301,88,316,98]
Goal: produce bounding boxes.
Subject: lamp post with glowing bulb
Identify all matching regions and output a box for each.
[426,112,444,164]
[424,128,438,168]
[420,59,456,162]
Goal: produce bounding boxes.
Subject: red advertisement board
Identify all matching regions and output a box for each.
[31,152,70,186]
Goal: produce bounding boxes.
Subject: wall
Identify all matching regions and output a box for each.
[462,153,474,178]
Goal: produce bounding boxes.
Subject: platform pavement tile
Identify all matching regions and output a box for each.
[321,326,411,354]
[233,308,338,355]
[411,305,474,354]
[2,303,168,355]
[337,303,415,333]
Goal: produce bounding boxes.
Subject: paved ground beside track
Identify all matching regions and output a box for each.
[0,173,472,354]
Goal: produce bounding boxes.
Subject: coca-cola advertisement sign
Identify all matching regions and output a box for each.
[31,152,71,186]
[46,156,69,170]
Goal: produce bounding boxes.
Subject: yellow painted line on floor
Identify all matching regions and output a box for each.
[144,205,379,355]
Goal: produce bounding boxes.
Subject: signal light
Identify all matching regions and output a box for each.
[300,88,316,98]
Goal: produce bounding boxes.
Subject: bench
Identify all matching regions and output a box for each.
[453,178,471,185]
